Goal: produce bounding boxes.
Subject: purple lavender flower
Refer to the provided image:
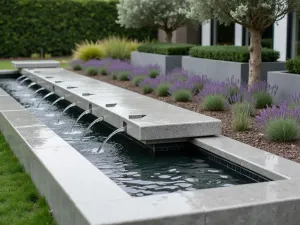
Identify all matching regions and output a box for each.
[82,59,103,69]
[249,81,278,97]
[169,80,194,95]
[197,81,227,99]
[286,93,300,109]
[69,59,84,67]
[167,68,189,82]
[106,60,134,75]
[186,75,209,94]
[129,67,149,80]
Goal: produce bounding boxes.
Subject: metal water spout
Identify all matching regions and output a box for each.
[27,82,37,88]
[19,77,30,85]
[70,109,91,132]
[36,91,55,108]
[97,126,127,153]
[46,96,65,111]
[80,116,104,140]
[16,75,26,82]
[31,87,45,98]
[57,103,76,122]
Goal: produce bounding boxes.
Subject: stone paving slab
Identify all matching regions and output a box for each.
[11,60,60,69]
[23,68,222,142]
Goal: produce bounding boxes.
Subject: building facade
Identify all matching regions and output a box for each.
[158,13,300,62]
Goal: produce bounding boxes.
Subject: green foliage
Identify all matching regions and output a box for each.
[72,64,82,71]
[192,83,204,94]
[232,111,251,132]
[266,118,300,142]
[149,70,160,78]
[231,102,255,117]
[172,89,193,102]
[202,94,227,111]
[44,53,52,59]
[85,67,98,76]
[73,40,105,61]
[189,46,280,62]
[138,43,195,55]
[141,85,153,94]
[111,73,118,80]
[31,53,40,59]
[99,67,108,75]
[132,76,145,86]
[117,71,130,81]
[0,0,155,58]
[253,92,273,109]
[261,39,273,49]
[286,56,300,74]
[155,83,170,97]
[102,36,140,60]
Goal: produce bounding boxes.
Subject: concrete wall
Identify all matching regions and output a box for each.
[182,56,285,84]
[268,71,300,104]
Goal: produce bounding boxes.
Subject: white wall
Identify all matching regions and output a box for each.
[274,16,288,61]
[234,24,243,46]
[202,21,211,46]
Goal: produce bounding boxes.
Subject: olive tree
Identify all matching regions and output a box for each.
[117,0,190,42]
[186,0,300,87]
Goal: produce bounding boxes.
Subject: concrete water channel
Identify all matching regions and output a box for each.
[1,61,300,225]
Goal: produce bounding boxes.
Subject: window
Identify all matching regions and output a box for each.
[291,12,300,57]
[211,20,235,45]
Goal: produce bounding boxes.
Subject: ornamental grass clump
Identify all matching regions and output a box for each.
[198,82,228,111]
[156,83,171,97]
[117,71,130,81]
[169,81,193,102]
[225,77,240,104]
[72,40,105,61]
[69,59,83,71]
[256,103,300,142]
[230,91,256,117]
[232,111,251,132]
[102,36,140,60]
[250,81,277,109]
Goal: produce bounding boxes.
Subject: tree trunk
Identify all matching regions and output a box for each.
[248,29,262,88]
[165,30,173,43]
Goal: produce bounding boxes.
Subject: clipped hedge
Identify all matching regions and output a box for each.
[0,0,156,58]
[286,56,300,74]
[189,46,280,62]
[137,43,195,55]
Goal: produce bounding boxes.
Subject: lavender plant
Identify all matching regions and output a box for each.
[198,82,229,111]
[147,65,161,78]
[287,93,300,109]
[69,59,83,71]
[250,81,278,109]
[169,81,193,102]
[139,77,154,94]
[186,75,208,94]
[85,67,99,76]
[117,71,130,81]
[256,103,300,142]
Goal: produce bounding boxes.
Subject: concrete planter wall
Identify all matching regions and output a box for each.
[182,56,285,84]
[131,51,182,75]
[268,71,300,104]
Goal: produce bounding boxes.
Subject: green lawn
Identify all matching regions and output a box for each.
[0,58,71,70]
[0,134,56,225]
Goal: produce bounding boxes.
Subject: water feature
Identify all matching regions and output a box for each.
[19,77,30,85]
[47,96,65,111]
[16,75,26,82]
[81,116,104,140]
[58,103,76,122]
[98,126,127,153]
[32,87,45,98]
[27,82,37,88]
[71,109,91,132]
[0,78,260,197]
[37,91,54,108]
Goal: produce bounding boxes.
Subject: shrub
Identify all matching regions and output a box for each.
[132,76,145,86]
[155,83,170,97]
[31,53,40,59]
[149,70,160,78]
[232,111,251,132]
[141,85,153,94]
[44,53,52,59]
[99,67,108,75]
[73,64,82,71]
[250,81,277,109]
[266,119,300,142]
[253,92,273,109]
[202,95,227,111]
[286,56,300,74]
[73,40,105,61]
[189,46,280,62]
[0,0,155,58]
[102,36,140,60]
[169,81,193,102]
[232,102,255,117]
[137,43,195,55]
[85,67,98,76]
[117,71,130,81]
[172,89,193,102]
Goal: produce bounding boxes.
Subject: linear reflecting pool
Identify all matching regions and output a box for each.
[0,78,260,197]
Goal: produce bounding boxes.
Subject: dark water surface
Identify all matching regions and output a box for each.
[0,78,254,197]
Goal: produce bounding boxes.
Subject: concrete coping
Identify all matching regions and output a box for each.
[1,84,300,224]
[0,69,19,75]
[11,60,60,69]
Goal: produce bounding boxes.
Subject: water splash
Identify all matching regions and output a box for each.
[19,77,30,85]
[97,126,127,153]
[31,87,45,98]
[27,82,37,88]
[16,75,26,82]
[70,109,91,132]
[37,91,55,108]
[57,103,76,122]
[80,116,104,140]
[46,96,65,111]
